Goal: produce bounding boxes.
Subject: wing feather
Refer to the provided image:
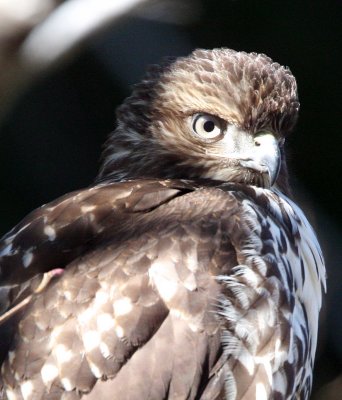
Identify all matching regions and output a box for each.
[0,180,325,399]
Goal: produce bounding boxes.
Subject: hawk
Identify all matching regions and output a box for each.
[0,48,326,400]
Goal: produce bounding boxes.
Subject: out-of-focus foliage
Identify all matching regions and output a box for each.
[0,0,150,119]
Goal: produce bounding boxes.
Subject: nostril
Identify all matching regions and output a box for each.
[254,140,261,147]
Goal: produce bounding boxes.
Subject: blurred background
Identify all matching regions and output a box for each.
[0,0,340,397]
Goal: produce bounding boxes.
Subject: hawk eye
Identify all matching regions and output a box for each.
[191,113,224,141]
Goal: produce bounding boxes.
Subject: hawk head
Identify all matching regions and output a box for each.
[98,48,299,195]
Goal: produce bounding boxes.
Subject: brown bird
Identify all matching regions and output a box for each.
[0,48,325,399]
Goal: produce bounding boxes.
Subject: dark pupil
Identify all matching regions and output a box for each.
[203,120,215,132]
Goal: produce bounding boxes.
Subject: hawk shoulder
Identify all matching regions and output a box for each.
[0,180,324,399]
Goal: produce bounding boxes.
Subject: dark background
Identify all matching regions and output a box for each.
[0,0,341,397]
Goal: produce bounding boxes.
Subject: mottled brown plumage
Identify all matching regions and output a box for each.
[99,49,298,195]
[0,48,324,400]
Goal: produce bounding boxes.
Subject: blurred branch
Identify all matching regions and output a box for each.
[0,0,150,122]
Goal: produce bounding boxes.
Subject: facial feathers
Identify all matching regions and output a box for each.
[98,48,299,191]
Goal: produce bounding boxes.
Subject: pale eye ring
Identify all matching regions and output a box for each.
[191,113,224,141]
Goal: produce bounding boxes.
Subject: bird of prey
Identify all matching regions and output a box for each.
[0,48,326,400]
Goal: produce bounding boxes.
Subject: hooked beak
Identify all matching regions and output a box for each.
[238,131,281,187]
